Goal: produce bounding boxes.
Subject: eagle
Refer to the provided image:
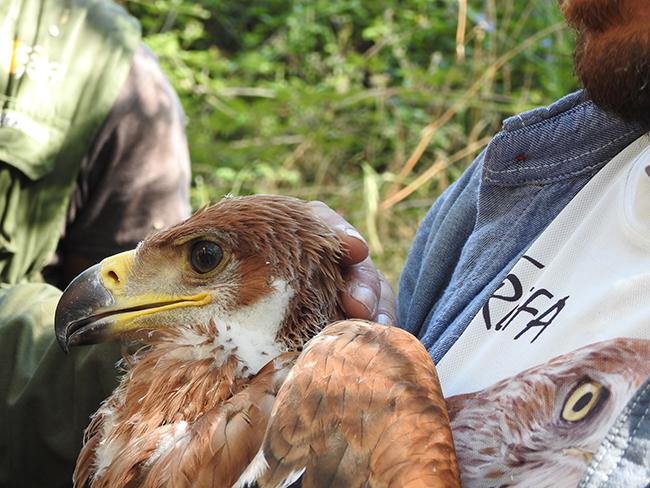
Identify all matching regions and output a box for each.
[54,195,460,488]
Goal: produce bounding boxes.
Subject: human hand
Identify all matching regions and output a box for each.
[308,201,396,325]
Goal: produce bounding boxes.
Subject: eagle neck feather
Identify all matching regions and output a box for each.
[82,321,248,488]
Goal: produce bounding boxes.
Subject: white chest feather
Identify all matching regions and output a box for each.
[170,279,294,374]
[215,279,294,374]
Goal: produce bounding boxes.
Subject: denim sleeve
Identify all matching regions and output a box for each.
[396,153,483,337]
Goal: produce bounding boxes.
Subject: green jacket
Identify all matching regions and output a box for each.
[0,1,139,485]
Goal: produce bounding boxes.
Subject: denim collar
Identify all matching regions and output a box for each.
[482,90,647,186]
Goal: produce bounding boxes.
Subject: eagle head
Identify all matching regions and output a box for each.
[54,195,346,374]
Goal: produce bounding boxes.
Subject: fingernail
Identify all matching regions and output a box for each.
[344,226,367,244]
[349,283,377,316]
[376,313,393,326]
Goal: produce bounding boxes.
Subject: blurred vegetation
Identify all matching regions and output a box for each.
[123,0,578,285]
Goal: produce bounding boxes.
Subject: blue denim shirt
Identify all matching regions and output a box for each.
[397,89,650,486]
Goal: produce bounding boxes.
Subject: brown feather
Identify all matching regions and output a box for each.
[141,353,297,488]
[74,423,101,488]
[76,322,248,488]
[252,320,461,488]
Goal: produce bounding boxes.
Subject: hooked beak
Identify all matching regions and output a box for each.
[54,250,211,352]
[55,261,117,352]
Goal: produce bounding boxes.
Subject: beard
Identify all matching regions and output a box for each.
[574,31,650,128]
[563,0,650,128]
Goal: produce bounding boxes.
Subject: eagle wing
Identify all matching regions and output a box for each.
[235,320,460,488]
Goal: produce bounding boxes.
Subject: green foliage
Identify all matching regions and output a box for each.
[124,0,579,284]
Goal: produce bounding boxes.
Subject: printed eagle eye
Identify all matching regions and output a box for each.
[561,380,608,422]
[190,240,223,274]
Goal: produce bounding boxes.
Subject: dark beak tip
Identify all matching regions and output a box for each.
[54,301,71,354]
[54,263,113,352]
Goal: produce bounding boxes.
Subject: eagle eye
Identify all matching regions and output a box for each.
[190,240,223,274]
[561,380,608,423]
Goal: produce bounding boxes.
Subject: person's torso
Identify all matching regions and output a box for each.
[437,134,650,487]
[0,0,139,284]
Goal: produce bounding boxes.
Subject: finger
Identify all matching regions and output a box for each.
[340,256,381,320]
[375,273,396,325]
[308,201,369,265]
